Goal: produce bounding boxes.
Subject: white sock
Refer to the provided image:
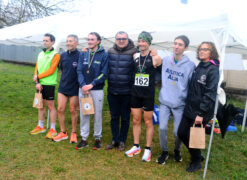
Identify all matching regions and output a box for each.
[50,123,56,130]
[38,120,44,128]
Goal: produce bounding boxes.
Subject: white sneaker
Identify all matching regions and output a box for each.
[142,149,151,162]
[125,146,141,157]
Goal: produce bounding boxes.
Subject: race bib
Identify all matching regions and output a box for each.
[134,74,149,86]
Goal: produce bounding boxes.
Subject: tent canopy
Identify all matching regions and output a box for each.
[0,12,246,57]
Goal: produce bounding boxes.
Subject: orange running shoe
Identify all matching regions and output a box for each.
[70,132,77,143]
[46,128,57,139]
[52,132,68,142]
[30,125,46,135]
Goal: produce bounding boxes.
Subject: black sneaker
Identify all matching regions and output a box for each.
[93,139,101,150]
[75,140,88,150]
[174,149,182,162]
[118,142,125,151]
[156,151,169,165]
[105,141,119,150]
[186,161,201,172]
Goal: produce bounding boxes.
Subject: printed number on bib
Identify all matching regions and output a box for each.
[135,74,149,86]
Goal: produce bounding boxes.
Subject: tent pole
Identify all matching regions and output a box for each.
[241,98,247,133]
[203,95,219,179]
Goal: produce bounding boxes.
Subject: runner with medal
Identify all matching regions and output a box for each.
[125,31,161,162]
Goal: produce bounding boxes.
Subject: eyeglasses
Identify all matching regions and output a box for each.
[199,48,211,52]
[116,38,127,41]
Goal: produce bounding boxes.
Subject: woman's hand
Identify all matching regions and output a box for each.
[195,115,203,124]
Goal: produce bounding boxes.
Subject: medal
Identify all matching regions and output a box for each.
[87,50,96,75]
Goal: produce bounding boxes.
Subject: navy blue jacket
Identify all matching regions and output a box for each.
[58,49,80,96]
[107,39,137,95]
[77,46,108,90]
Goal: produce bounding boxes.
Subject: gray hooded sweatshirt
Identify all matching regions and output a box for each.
[159,53,195,108]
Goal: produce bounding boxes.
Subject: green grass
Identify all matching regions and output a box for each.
[0,60,247,180]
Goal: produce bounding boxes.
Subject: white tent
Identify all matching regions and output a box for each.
[0,8,247,178]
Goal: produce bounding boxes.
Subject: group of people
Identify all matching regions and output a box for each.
[29,30,219,172]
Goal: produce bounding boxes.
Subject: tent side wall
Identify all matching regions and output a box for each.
[0,44,40,64]
[224,70,247,90]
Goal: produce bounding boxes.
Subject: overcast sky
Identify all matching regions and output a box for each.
[68,0,246,39]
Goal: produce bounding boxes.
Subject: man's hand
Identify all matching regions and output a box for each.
[82,84,93,94]
[195,115,203,124]
[82,47,89,52]
[36,83,42,91]
[33,75,38,82]
[150,49,158,56]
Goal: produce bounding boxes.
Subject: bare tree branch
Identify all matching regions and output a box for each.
[0,0,75,28]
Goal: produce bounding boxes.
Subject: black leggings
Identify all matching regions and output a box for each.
[178,115,202,163]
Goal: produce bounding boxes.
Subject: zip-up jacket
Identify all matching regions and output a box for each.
[77,46,108,90]
[107,39,137,95]
[183,59,220,123]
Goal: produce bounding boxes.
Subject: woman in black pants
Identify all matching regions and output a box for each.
[178,42,220,172]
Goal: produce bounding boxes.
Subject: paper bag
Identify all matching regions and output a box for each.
[81,94,95,115]
[33,91,43,109]
[189,123,205,149]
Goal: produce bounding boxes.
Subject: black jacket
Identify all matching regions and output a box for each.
[183,59,220,123]
[107,39,137,95]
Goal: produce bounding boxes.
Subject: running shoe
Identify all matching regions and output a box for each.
[93,139,101,150]
[45,128,57,139]
[30,125,46,135]
[125,146,141,157]
[142,149,151,162]
[174,149,182,162]
[52,132,68,142]
[156,151,169,165]
[75,140,88,149]
[70,132,77,143]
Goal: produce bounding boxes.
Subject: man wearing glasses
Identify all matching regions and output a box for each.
[105,31,137,151]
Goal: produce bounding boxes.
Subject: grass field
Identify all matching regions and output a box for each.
[0,60,247,180]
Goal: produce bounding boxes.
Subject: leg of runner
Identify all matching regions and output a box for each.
[132,108,142,145]
[69,96,79,133]
[57,93,68,132]
[69,96,79,143]
[45,100,57,139]
[143,111,153,147]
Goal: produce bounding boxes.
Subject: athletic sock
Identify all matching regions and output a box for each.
[134,144,140,148]
[50,123,56,130]
[145,146,151,150]
[38,120,44,128]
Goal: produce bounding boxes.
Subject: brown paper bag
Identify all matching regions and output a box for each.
[189,123,205,149]
[81,94,95,115]
[33,91,43,109]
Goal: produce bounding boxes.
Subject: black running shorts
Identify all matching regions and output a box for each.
[41,85,55,100]
[131,95,154,111]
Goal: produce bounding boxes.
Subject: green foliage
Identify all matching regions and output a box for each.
[0,60,246,179]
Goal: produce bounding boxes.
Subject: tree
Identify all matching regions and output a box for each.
[0,0,74,28]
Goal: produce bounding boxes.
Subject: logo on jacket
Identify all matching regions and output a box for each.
[197,75,206,85]
[72,62,78,68]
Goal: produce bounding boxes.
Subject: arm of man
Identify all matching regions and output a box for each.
[37,54,60,79]
[90,52,109,89]
[33,63,38,82]
[77,52,87,89]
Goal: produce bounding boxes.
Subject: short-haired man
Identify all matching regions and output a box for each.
[157,35,195,165]
[105,31,137,151]
[52,34,80,143]
[30,33,60,139]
